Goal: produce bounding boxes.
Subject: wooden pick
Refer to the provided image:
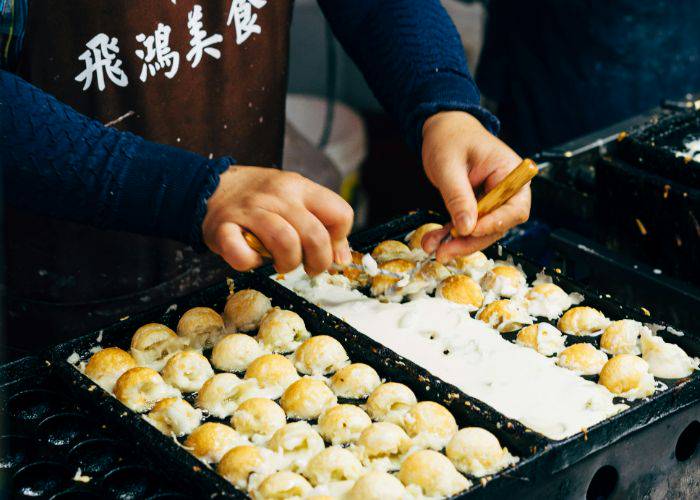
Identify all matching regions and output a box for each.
[450,158,538,238]
[242,229,272,259]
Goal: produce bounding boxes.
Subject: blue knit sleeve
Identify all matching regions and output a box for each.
[317,0,499,150]
[0,70,231,249]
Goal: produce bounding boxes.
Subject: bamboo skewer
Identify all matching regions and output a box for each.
[450,158,539,238]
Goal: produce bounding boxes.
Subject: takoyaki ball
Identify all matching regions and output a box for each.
[223,289,272,332]
[436,275,484,310]
[600,320,645,355]
[370,259,416,299]
[397,449,470,497]
[357,422,412,469]
[177,306,224,350]
[114,367,179,413]
[556,343,608,376]
[339,251,371,288]
[84,347,137,393]
[144,397,202,436]
[280,377,337,420]
[446,427,518,477]
[218,445,275,491]
[196,373,258,418]
[480,265,527,298]
[130,323,186,371]
[253,471,312,500]
[371,240,414,263]
[294,335,349,376]
[347,471,407,500]
[407,223,443,251]
[184,422,242,464]
[267,422,325,470]
[231,398,287,442]
[640,332,699,379]
[329,363,381,399]
[365,382,417,424]
[317,404,372,445]
[598,354,655,399]
[411,261,452,290]
[449,251,493,281]
[557,306,609,336]
[525,283,575,320]
[257,308,310,353]
[211,333,266,373]
[476,299,532,333]
[244,354,300,399]
[516,323,566,356]
[161,350,214,393]
[402,401,458,450]
[303,446,363,486]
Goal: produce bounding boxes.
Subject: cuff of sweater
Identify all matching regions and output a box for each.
[403,71,500,151]
[109,134,233,248]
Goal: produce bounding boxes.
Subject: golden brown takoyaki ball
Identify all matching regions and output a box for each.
[113,367,179,413]
[177,307,224,349]
[257,307,310,353]
[436,275,484,309]
[223,289,272,332]
[397,449,470,497]
[144,397,202,436]
[84,347,137,393]
[557,306,609,336]
[329,363,381,399]
[280,377,337,420]
[371,240,414,263]
[293,335,349,376]
[598,354,655,399]
[365,382,417,424]
[161,350,214,393]
[184,422,242,464]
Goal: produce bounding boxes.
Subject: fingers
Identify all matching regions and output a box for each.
[471,184,531,237]
[247,209,303,273]
[435,232,505,263]
[283,208,334,276]
[303,184,354,265]
[422,225,452,254]
[213,222,264,272]
[429,160,479,237]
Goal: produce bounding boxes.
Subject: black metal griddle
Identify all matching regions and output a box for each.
[617,109,700,189]
[0,211,693,499]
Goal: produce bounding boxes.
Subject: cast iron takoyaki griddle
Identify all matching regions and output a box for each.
[45,266,543,499]
[0,356,195,499]
[260,210,700,487]
[36,210,700,498]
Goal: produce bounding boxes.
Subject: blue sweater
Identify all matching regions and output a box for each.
[1,0,495,248]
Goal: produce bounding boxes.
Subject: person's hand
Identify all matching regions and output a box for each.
[420,111,531,262]
[202,166,354,275]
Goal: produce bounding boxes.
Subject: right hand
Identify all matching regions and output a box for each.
[202,166,354,275]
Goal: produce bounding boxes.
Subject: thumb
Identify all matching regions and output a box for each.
[431,161,478,237]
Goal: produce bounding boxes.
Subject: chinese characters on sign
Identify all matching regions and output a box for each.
[74,33,129,91]
[186,5,223,68]
[227,0,267,45]
[75,2,266,91]
[135,23,180,82]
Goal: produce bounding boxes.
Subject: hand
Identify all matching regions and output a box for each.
[419,111,531,262]
[202,166,354,274]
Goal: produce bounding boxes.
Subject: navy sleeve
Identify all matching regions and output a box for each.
[317,0,499,150]
[0,70,231,248]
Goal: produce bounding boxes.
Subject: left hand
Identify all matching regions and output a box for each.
[419,111,531,262]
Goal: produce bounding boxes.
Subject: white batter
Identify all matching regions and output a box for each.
[277,268,627,440]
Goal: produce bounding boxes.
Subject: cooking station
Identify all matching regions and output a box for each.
[2,102,700,499]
